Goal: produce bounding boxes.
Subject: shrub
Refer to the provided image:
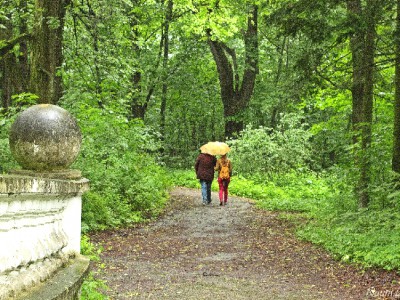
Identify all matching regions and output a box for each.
[69,104,170,231]
[229,113,312,178]
[80,235,109,299]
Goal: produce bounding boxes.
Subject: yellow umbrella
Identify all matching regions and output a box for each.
[200,141,231,156]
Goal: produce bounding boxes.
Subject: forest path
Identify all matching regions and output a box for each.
[90,187,398,299]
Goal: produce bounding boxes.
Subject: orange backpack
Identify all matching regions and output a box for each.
[219,160,230,179]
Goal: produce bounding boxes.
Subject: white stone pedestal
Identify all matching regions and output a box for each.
[0,174,90,299]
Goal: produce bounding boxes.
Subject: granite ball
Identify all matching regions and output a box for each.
[9,104,82,171]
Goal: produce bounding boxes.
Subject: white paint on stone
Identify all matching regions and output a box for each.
[0,174,89,299]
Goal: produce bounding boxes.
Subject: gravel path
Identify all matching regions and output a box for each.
[90,187,400,299]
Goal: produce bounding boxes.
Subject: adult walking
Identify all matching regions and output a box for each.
[215,154,232,206]
[195,152,217,205]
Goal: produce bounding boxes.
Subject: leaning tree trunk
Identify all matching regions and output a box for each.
[393,0,400,173]
[30,0,68,104]
[207,4,258,138]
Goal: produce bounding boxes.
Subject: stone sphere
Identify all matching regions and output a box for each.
[9,104,82,171]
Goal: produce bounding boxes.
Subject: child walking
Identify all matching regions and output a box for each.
[215,154,233,206]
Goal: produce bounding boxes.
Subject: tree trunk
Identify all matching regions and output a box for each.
[393,0,400,173]
[0,12,14,109]
[128,3,145,119]
[207,4,258,138]
[358,0,377,208]
[346,0,377,208]
[18,0,30,94]
[0,0,30,109]
[127,0,165,120]
[30,0,68,104]
[160,0,173,142]
[347,0,364,143]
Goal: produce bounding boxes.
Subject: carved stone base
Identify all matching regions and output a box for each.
[17,255,90,300]
[9,169,82,180]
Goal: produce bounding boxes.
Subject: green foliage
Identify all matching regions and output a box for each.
[168,168,200,189]
[0,116,16,173]
[161,40,224,168]
[230,172,335,213]
[81,235,103,262]
[0,93,39,173]
[80,235,109,299]
[65,103,170,232]
[168,168,333,213]
[298,209,400,270]
[175,0,246,42]
[80,273,109,300]
[229,113,312,177]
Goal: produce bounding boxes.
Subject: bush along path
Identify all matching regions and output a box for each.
[90,187,400,299]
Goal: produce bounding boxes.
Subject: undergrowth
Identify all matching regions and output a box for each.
[80,235,109,300]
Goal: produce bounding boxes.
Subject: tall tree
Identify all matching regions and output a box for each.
[160,0,173,140]
[0,7,15,109]
[207,4,259,138]
[346,0,379,207]
[128,0,146,119]
[393,0,400,174]
[30,0,69,104]
[0,0,30,109]
[126,0,169,120]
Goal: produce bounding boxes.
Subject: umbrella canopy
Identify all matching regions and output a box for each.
[200,141,231,156]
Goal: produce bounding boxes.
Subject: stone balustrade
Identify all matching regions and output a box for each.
[0,174,90,299]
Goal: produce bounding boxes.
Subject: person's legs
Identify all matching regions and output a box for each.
[218,178,224,204]
[200,180,208,204]
[223,178,230,203]
[206,180,212,203]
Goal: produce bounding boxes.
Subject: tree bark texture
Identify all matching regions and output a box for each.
[160,0,173,143]
[393,0,400,173]
[346,0,378,208]
[0,6,30,109]
[0,13,14,109]
[30,0,68,104]
[129,5,145,120]
[207,5,258,138]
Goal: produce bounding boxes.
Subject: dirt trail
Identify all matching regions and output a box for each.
[90,187,400,299]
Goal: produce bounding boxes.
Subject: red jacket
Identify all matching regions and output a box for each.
[195,153,217,181]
